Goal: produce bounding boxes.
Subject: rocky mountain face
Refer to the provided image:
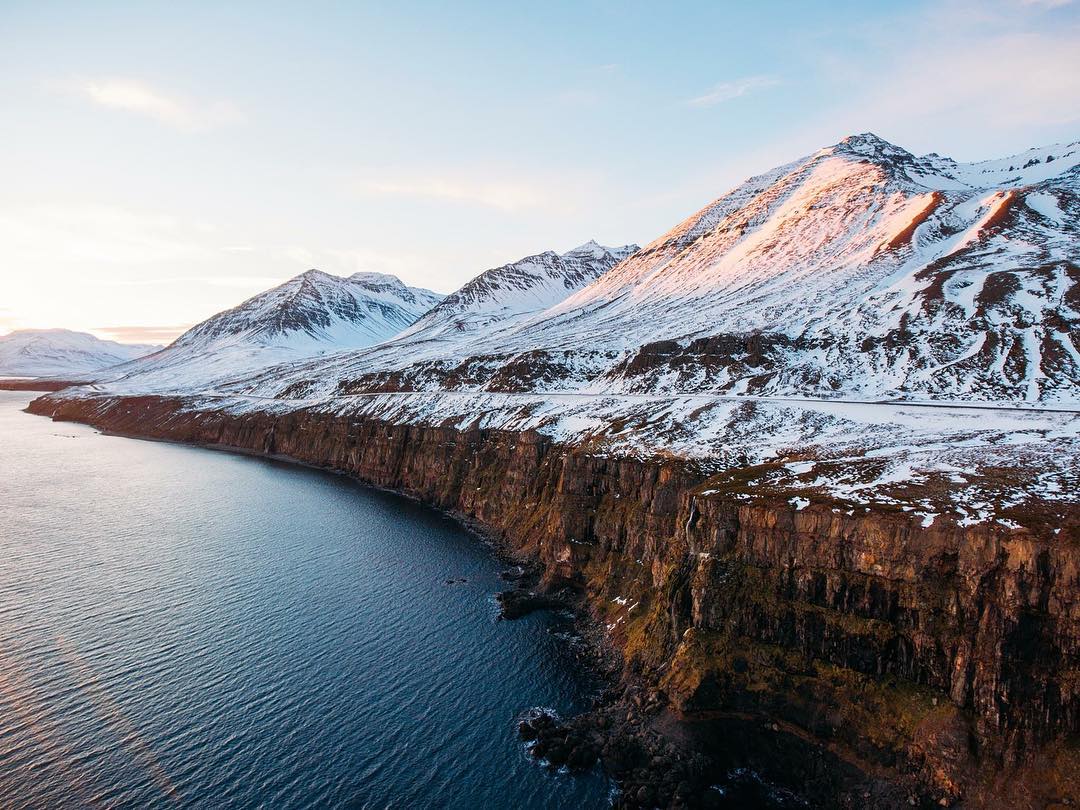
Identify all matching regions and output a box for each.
[0,329,158,378]
[562,133,1079,403]
[278,134,1078,405]
[96,269,444,392]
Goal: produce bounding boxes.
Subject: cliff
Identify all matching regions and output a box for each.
[27,393,1080,808]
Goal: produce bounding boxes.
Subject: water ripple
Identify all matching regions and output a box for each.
[0,392,608,809]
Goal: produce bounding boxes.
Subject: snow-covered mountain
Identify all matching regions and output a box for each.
[234,241,639,395]
[96,269,443,391]
[173,269,442,351]
[397,240,638,341]
[522,133,1080,403]
[0,329,158,378]
[248,134,1077,404]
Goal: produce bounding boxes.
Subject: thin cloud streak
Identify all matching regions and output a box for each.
[61,77,244,130]
[818,6,1080,142]
[358,176,548,211]
[687,75,780,108]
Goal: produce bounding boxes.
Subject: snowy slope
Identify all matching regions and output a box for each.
[367,240,638,368]
[519,134,1080,402]
[233,241,640,396]
[172,269,442,351]
[96,269,443,391]
[247,134,1077,404]
[397,240,638,341]
[0,329,158,378]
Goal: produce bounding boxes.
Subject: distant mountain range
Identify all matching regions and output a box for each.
[398,241,638,342]
[283,240,641,391]
[92,242,636,394]
[228,133,1078,405]
[171,269,443,351]
[0,329,158,378]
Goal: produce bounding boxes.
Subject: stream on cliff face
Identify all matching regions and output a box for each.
[0,391,610,808]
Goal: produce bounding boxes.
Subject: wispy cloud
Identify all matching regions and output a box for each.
[1018,0,1073,7]
[687,75,780,108]
[357,174,549,211]
[61,77,244,130]
[0,203,208,265]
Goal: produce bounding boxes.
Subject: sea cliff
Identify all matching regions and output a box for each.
[28,393,1080,808]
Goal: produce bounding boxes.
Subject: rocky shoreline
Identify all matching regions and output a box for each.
[496,564,915,809]
[495,565,803,809]
[26,392,1080,808]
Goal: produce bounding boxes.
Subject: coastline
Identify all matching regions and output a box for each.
[26,391,1080,809]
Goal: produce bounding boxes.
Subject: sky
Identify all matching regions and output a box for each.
[1,0,1078,344]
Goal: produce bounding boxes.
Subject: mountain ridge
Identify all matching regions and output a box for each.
[92,269,444,390]
[252,133,1077,404]
[180,241,641,397]
[395,240,639,341]
[170,268,443,350]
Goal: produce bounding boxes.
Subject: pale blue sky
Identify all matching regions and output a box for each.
[1,0,1077,341]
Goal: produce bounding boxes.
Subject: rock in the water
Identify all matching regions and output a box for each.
[496,588,569,619]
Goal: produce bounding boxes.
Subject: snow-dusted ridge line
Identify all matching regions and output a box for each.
[389,240,640,347]
[88,240,642,396]
[224,132,1078,406]
[171,268,443,349]
[88,268,445,390]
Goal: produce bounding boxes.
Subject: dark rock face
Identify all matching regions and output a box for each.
[0,378,83,392]
[603,333,806,394]
[28,393,1080,807]
[496,588,571,619]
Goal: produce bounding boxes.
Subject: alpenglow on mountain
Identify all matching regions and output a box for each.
[255,133,1078,405]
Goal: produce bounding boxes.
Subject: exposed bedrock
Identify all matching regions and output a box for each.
[28,393,1080,807]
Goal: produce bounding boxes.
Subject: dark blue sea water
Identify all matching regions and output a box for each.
[0,391,609,808]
